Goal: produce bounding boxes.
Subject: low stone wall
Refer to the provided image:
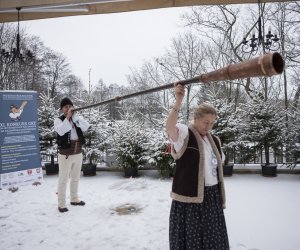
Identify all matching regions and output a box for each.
[96,164,300,174]
[233,168,300,174]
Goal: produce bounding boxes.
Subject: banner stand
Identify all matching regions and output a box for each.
[0,91,43,190]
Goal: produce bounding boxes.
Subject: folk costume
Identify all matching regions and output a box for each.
[54,98,90,212]
[169,123,229,250]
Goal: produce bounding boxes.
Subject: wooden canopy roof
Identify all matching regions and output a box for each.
[0,0,291,22]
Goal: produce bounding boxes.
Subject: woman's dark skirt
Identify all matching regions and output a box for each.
[169,184,229,250]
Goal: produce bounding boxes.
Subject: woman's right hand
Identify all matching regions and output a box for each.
[175,84,185,103]
[166,83,185,142]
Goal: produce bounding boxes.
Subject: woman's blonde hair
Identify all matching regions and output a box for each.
[194,103,217,119]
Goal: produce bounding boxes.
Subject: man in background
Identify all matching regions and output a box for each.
[54,97,90,213]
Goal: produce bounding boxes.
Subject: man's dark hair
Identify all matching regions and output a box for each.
[60,97,73,109]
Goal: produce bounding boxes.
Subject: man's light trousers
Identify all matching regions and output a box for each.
[57,153,83,208]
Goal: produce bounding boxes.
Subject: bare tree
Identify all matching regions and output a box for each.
[157,32,206,121]
[0,23,74,98]
[0,23,37,90]
[182,5,275,102]
[60,74,84,98]
[42,51,70,98]
[127,60,173,120]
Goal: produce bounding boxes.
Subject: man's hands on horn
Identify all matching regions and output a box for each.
[68,108,79,123]
[66,107,74,121]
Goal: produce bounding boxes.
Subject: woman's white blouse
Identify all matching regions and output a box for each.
[169,123,224,186]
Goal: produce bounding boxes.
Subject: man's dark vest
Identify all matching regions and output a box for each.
[172,128,222,197]
[56,115,86,149]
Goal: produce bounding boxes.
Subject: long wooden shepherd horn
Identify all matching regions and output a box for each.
[74,52,284,112]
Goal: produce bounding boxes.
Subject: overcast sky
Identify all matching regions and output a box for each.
[23,7,189,89]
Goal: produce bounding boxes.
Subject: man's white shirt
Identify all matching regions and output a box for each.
[54,115,90,140]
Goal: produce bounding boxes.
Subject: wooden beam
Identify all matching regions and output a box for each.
[0,0,293,23]
[0,0,126,9]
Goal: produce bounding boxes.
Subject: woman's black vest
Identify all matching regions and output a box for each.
[56,115,86,149]
[172,129,222,197]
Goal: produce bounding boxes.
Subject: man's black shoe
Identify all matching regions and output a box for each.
[58,207,69,213]
[70,201,85,206]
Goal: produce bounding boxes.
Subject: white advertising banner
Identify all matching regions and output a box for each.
[0,91,43,189]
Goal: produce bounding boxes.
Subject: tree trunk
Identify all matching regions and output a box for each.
[186,85,191,123]
[224,149,230,165]
[293,84,300,111]
[264,77,268,100]
[264,144,270,165]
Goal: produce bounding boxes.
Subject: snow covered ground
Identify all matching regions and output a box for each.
[1,171,299,250]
